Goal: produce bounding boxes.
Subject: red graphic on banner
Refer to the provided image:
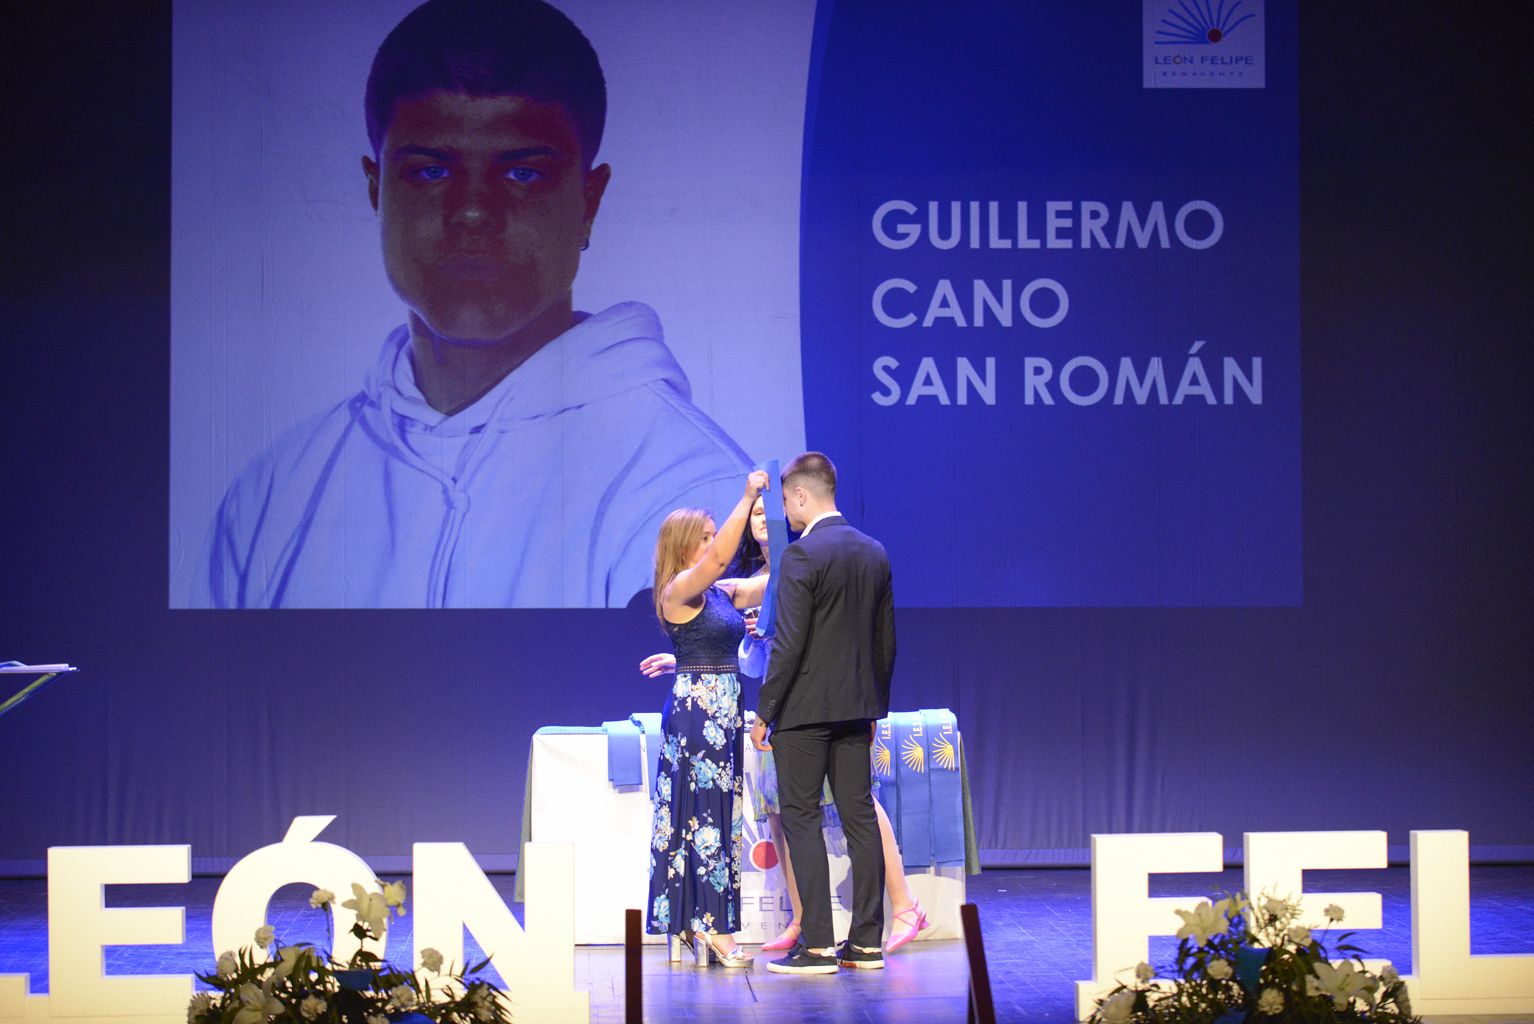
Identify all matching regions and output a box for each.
[750,840,779,870]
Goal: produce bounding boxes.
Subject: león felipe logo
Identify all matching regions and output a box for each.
[873,720,894,779]
[1144,0,1266,89]
[1155,0,1255,45]
[901,732,926,773]
[933,729,957,772]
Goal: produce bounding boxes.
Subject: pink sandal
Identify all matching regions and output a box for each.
[885,901,929,952]
[761,922,801,951]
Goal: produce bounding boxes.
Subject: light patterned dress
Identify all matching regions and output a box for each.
[646,585,746,937]
[740,620,843,827]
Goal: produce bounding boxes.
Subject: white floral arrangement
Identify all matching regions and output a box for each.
[189,882,511,1024]
[1088,892,1419,1024]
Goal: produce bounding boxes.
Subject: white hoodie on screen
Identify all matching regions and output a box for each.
[189,302,752,608]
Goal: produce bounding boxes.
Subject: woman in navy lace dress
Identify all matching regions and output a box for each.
[646,470,770,967]
[641,496,930,956]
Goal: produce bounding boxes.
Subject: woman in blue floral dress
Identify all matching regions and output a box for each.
[642,496,930,955]
[645,470,770,967]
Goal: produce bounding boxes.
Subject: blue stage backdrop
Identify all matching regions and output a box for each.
[1,1,1531,874]
[800,1,1299,607]
[168,0,1296,611]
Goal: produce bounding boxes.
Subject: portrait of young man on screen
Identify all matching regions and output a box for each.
[185,0,752,610]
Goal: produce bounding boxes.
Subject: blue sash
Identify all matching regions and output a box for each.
[602,719,643,787]
[872,715,899,840]
[629,711,664,794]
[873,708,965,868]
[923,708,965,867]
[889,711,933,867]
[753,459,789,637]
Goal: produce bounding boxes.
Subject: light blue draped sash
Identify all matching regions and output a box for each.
[874,708,964,868]
[602,720,644,787]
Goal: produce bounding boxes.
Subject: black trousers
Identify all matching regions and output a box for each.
[770,719,885,950]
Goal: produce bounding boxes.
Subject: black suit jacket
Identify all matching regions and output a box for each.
[758,515,896,730]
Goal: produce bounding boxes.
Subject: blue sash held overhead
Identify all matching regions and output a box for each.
[754,459,789,638]
[602,719,643,788]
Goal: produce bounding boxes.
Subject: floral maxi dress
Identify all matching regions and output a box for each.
[646,585,746,937]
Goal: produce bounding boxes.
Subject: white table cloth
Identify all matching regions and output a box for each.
[528,714,968,945]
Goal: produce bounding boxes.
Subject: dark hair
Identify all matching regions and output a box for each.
[782,451,837,498]
[730,529,766,579]
[365,0,606,166]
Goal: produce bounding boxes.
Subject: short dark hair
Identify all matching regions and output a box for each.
[365,0,607,166]
[782,451,836,498]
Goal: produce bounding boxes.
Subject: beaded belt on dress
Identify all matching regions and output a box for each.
[675,663,738,674]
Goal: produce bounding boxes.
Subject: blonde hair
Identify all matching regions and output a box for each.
[653,507,711,626]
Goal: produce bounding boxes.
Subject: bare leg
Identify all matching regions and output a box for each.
[767,812,803,944]
[775,799,919,943]
[874,800,914,912]
[874,798,931,952]
[768,813,806,922]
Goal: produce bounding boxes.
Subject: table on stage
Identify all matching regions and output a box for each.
[0,663,76,719]
[520,710,975,945]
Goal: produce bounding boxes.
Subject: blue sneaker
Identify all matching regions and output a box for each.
[836,940,885,970]
[766,944,840,975]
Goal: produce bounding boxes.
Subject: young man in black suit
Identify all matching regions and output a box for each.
[752,452,897,974]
